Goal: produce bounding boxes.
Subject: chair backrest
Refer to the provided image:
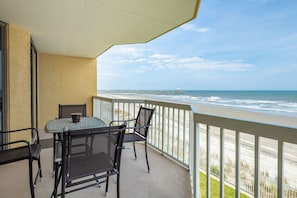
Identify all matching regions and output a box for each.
[62,125,126,182]
[59,104,86,118]
[135,106,155,138]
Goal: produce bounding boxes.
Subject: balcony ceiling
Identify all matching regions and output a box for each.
[0,0,200,58]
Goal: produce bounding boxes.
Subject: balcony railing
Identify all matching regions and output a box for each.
[93,95,297,198]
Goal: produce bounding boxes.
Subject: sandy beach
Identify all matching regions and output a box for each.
[193,103,297,128]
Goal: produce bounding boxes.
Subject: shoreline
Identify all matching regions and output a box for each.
[97,93,297,128]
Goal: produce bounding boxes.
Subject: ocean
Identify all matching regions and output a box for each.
[99,90,297,118]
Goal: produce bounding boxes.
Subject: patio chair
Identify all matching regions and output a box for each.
[52,125,126,198]
[0,128,43,198]
[110,106,155,173]
[52,104,87,172]
[58,104,87,118]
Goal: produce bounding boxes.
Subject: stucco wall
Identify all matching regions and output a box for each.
[7,24,31,142]
[38,53,97,128]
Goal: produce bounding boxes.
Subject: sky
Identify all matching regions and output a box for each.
[97,0,297,91]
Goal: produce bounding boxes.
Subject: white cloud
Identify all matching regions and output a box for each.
[177,58,254,71]
[180,24,210,33]
[111,46,141,57]
[148,54,253,72]
[103,45,151,58]
[150,53,175,59]
[99,45,254,74]
[133,65,152,73]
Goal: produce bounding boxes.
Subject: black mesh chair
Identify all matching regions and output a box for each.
[52,125,126,198]
[110,106,155,173]
[0,128,43,198]
[52,104,87,172]
[58,104,87,118]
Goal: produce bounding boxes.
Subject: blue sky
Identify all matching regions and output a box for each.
[97,0,297,90]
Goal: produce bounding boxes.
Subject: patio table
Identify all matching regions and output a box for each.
[45,116,106,133]
[45,116,107,163]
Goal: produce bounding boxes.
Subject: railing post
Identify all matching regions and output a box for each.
[206,125,210,198]
[177,109,180,159]
[167,107,170,153]
[190,109,199,198]
[183,110,186,163]
[235,131,240,198]
[220,128,224,198]
[172,108,175,155]
[254,135,260,198]
[278,141,284,198]
[111,100,115,121]
[157,105,161,149]
[161,106,165,155]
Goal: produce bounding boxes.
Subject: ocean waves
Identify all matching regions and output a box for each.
[99,90,297,117]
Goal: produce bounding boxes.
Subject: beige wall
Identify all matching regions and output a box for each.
[38,53,97,128]
[6,24,31,142]
[3,23,97,142]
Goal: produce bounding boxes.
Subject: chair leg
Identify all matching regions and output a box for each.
[34,158,43,186]
[29,159,35,198]
[145,141,150,173]
[38,158,43,179]
[61,163,66,198]
[117,173,120,198]
[132,140,137,160]
[51,162,61,198]
[52,134,56,174]
[105,173,109,196]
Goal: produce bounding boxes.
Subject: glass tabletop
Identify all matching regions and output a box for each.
[45,117,107,133]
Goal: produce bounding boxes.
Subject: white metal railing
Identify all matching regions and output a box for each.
[93,96,192,166]
[93,95,297,198]
[192,107,297,198]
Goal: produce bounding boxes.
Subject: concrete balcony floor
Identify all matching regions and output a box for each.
[0,140,191,198]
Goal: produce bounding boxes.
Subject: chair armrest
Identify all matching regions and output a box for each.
[109,118,136,126]
[0,139,35,159]
[126,124,152,129]
[0,128,40,145]
[126,123,151,130]
[1,139,30,147]
[125,124,152,139]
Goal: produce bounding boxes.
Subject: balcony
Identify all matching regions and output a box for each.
[0,94,296,198]
[0,136,191,198]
